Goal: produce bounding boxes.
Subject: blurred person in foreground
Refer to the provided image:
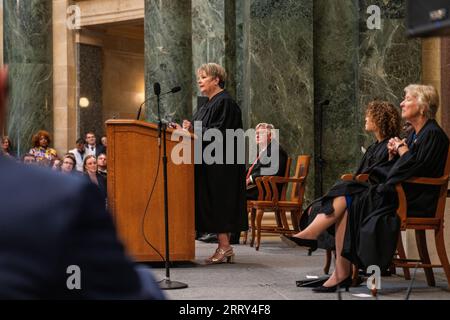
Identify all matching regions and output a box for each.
[0,67,164,299]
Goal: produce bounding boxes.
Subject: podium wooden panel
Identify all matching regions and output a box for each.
[106,120,195,262]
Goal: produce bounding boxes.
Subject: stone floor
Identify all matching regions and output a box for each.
[146,238,450,300]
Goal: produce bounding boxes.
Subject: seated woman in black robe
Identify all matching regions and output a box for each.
[293,84,449,292]
[305,100,401,251]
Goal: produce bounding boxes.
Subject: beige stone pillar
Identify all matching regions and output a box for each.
[53,0,77,155]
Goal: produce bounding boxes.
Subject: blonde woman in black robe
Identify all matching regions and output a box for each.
[174,63,247,264]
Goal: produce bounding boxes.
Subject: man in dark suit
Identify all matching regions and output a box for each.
[0,68,164,299]
[85,131,106,157]
[246,123,288,200]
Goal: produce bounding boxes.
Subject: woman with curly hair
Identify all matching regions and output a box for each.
[292,85,449,293]
[29,130,58,165]
[354,100,401,178]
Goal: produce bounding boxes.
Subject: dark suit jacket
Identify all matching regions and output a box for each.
[86,144,106,157]
[0,157,164,299]
[247,141,288,200]
[85,172,107,204]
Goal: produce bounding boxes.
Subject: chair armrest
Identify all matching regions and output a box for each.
[355,174,369,182]
[268,177,306,202]
[341,173,354,181]
[395,183,407,224]
[404,176,449,186]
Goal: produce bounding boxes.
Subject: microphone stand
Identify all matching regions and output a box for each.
[156,88,188,290]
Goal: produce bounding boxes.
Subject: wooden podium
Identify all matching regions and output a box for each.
[106,120,195,262]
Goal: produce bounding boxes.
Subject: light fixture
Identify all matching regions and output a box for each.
[79,97,90,108]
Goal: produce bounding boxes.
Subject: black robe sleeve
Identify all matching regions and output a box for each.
[382,120,449,216]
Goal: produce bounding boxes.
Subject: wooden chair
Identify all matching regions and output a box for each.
[243,157,292,245]
[392,148,450,287]
[250,155,311,251]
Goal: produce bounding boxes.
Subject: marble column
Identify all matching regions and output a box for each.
[145,0,192,123]
[77,44,103,139]
[3,0,53,157]
[313,0,359,196]
[244,0,314,201]
[191,0,236,111]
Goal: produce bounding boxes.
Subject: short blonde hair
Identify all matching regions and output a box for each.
[404,84,439,119]
[197,63,227,88]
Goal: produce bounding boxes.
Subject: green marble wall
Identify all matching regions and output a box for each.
[145,0,193,123]
[77,44,104,139]
[3,0,53,157]
[244,0,315,202]
[191,0,236,111]
[357,0,421,148]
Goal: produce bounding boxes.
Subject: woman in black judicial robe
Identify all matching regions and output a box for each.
[294,84,449,292]
[175,63,247,264]
[308,100,402,251]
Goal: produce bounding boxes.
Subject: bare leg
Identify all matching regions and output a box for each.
[323,210,351,287]
[294,196,347,240]
[218,233,231,249]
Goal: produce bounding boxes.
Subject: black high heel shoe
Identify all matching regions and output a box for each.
[285,236,318,251]
[312,275,352,293]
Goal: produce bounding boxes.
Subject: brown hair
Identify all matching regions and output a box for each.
[62,153,77,172]
[2,136,12,151]
[366,101,401,139]
[32,130,52,148]
[83,155,97,173]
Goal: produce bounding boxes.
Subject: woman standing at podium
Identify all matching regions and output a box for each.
[174,63,247,264]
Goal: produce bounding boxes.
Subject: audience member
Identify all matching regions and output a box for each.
[85,132,105,157]
[97,153,107,178]
[1,136,15,158]
[22,153,36,165]
[61,153,77,174]
[69,138,86,172]
[84,155,107,205]
[29,130,58,165]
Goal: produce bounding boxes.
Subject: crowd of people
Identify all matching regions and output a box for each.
[1,131,109,205]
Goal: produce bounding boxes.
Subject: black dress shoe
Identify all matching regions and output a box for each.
[312,276,352,293]
[286,236,318,251]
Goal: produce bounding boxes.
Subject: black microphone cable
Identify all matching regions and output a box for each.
[140,141,165,262]
[405,262,420,300]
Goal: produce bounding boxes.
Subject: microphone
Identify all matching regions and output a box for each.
[154,82,161,96]
[136,85,182,120]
